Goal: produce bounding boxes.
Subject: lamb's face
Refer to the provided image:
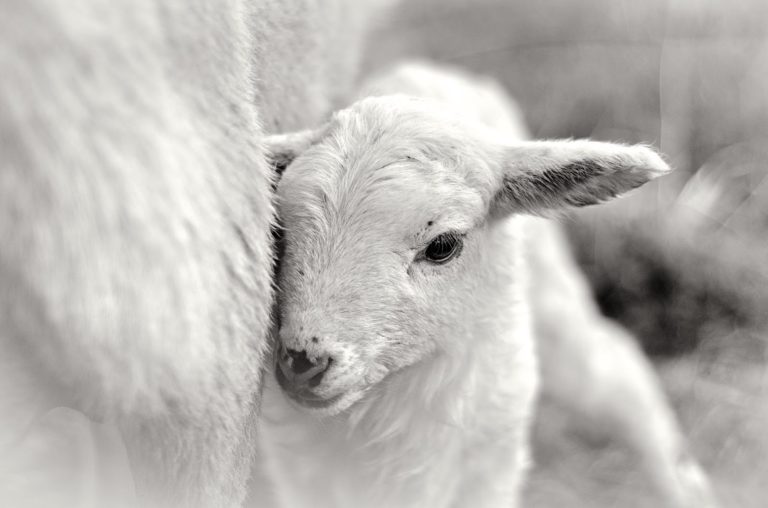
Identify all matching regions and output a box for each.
[268,96,670,415]
[273,98,496,414]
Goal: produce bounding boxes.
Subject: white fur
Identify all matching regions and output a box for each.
[0,1,393,506]
[261,64,673,507]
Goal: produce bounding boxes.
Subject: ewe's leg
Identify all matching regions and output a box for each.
[528,219,715,507]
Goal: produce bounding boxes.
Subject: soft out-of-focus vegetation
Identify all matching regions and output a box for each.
[363,1,768,506]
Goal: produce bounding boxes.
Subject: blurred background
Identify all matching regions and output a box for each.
[363,1,768,506]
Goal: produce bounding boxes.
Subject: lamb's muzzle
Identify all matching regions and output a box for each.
[275,345,336,408]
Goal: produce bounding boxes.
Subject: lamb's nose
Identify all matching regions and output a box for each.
[276,345,331,389]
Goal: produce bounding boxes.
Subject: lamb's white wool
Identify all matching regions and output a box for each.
[261,82,669,505]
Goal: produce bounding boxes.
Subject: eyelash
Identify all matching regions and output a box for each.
[420,232,464,265]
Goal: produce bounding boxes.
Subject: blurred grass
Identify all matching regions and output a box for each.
[363,0,768,506]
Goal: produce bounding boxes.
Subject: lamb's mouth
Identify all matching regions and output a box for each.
[275,364,345,409]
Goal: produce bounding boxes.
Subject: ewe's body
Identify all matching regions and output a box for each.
[261,64,670,506]
[0,1,391,506]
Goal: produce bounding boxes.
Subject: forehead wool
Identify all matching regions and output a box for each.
[277,97,490,244]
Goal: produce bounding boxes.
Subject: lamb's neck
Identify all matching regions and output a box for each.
[353,328,526,447]
[330,326,534,503]
[364,331,525,426]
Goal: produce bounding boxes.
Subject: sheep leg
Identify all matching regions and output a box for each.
[529,219,716,507]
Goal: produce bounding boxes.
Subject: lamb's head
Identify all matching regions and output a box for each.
[266,95,669,415]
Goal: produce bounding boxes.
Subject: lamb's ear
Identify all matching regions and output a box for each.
[492,139,671,214]
[262,126,327,176]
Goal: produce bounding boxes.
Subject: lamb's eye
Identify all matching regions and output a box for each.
[423,233,463,264]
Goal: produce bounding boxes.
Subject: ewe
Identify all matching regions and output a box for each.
[1,1,394,506]
[260,66,703,508]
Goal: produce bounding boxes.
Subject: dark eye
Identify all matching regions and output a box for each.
[423,233,463,264]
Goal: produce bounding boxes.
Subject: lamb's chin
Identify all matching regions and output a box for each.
[293,365,395,417]
[293,388,366,418]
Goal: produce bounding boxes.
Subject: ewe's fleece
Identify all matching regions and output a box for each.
[0,0,392,506]
[261,77,670,506]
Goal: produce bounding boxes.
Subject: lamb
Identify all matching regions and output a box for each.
[259,65,706,507]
